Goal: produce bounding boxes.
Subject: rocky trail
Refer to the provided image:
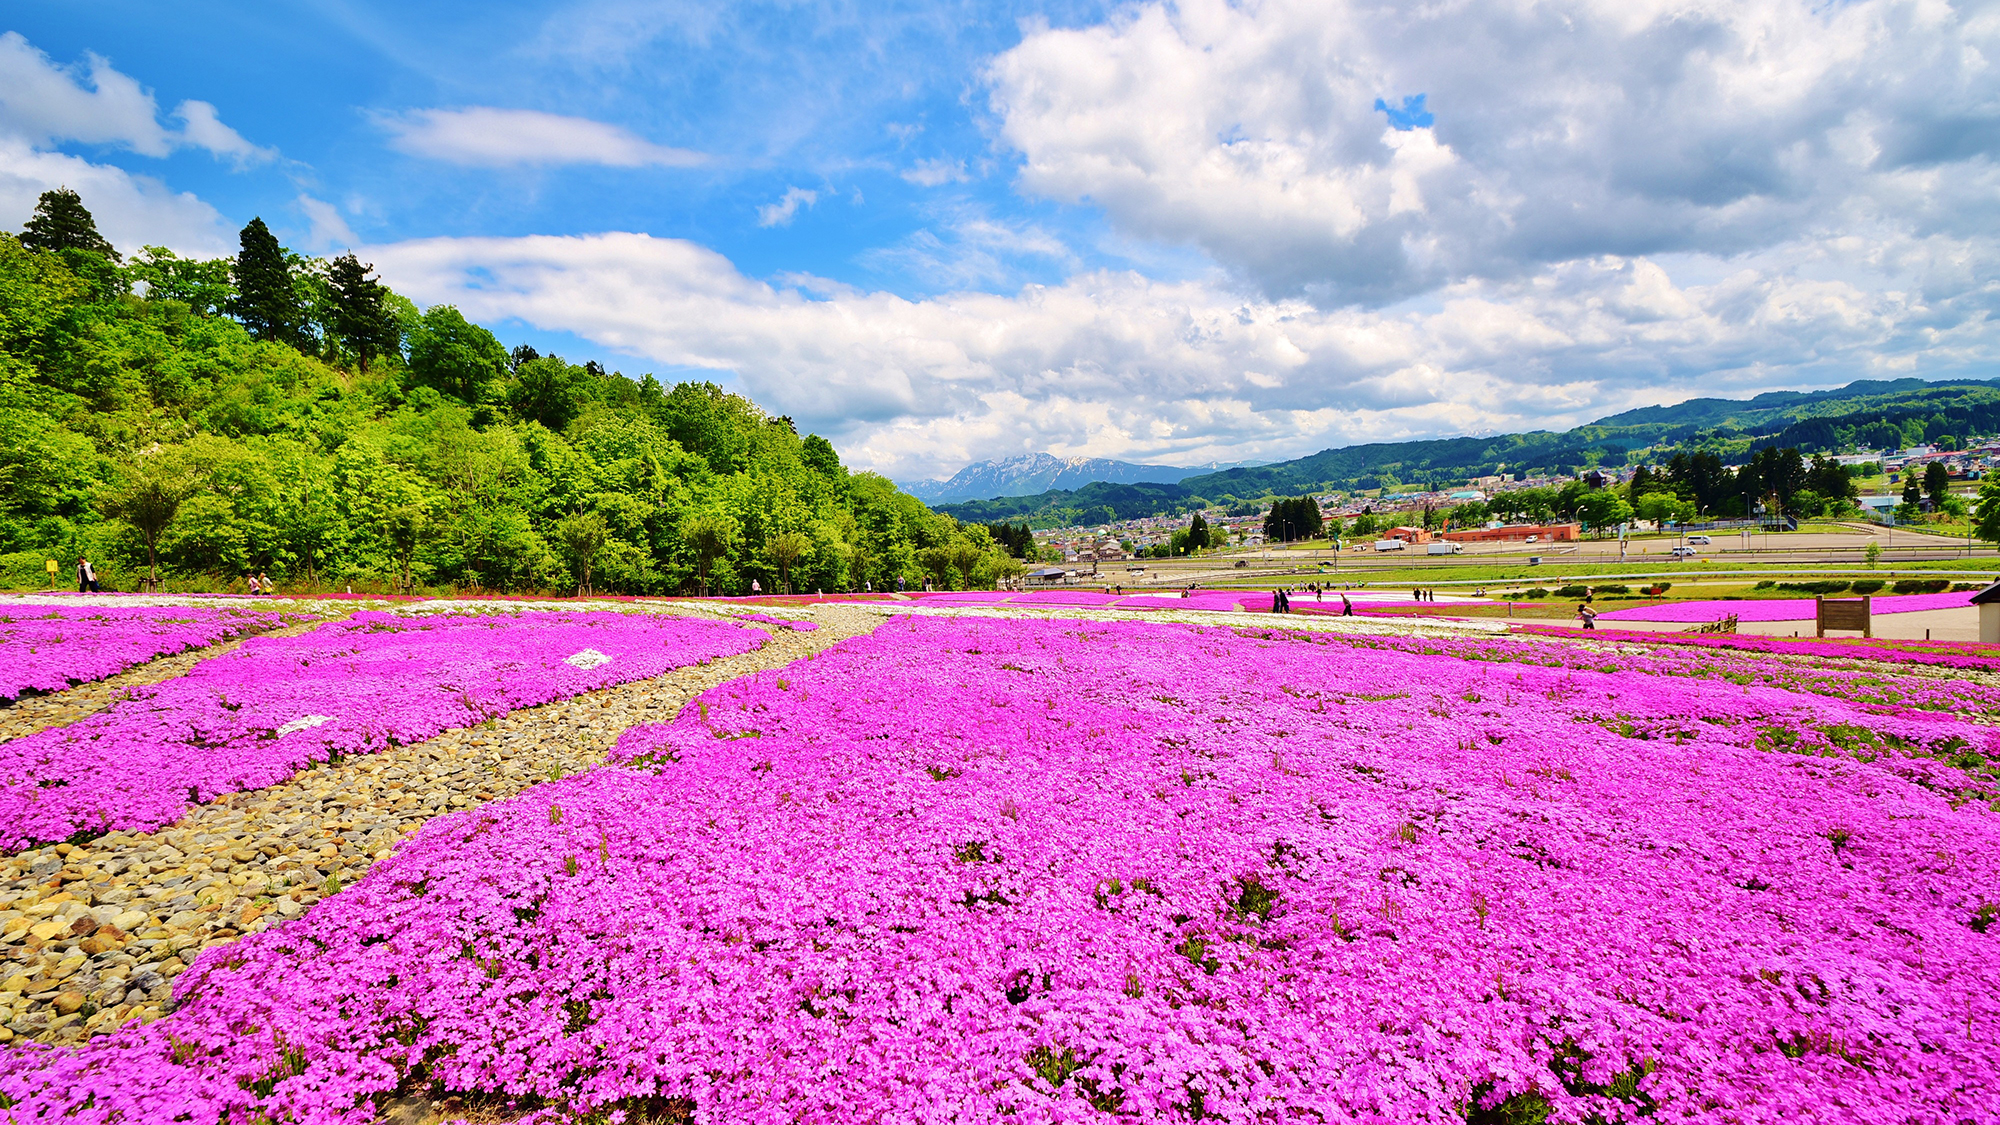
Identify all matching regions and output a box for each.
[0,604,882,1046]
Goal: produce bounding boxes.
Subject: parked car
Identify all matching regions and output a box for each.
[1670,545,1698,557]
[1525,534,1539,543]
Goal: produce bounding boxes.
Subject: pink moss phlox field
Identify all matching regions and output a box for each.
[735,612,818,632]
[1598,592,1973,624]
[1337,627,2000,733]
[1514,623,2000,673]
[8,618,1997,1123]
[0,611,765,849]
[0,604,299,703]
[917,590,1276,612]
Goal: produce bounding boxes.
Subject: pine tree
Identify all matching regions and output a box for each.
[232,218,307,348]
[326,252,399,370]
[19,188,119,260]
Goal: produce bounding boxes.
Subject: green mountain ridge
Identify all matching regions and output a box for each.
[938,377,2000,526]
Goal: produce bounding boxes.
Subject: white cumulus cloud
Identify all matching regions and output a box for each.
[297,195,359,250]
[363,230,1989,480]
[756,186,818,228]
[987,0,2000,307]
[0,136,234,255]
[0,32,272,163]
[380,107,707,168]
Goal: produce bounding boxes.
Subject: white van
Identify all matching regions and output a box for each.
[1686,534,1711,545]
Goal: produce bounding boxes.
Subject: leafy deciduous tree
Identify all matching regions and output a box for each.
[102,471,186,590]
[407,305,509,404]
[769,530,811,594]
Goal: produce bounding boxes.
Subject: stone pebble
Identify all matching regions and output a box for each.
[0,603,881,1047]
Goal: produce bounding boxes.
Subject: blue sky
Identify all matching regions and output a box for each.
[6,1,2000,481]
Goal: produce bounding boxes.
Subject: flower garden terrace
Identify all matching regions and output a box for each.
[0,606,1990,1124]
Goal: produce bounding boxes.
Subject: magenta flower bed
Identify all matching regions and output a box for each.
[1598,591,1973,623]
[9,617,1996,1123]
[1336,626,2000,721]
[0,604,300,703]
[916,589,1275,612]
[1514,622,2000,673]
[0,611,765,849]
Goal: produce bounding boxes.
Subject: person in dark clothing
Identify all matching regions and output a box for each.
[76,557,88,594]
[1341,593,1353,616]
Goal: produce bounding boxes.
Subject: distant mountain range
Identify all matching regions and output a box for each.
[931,377,2000,527]
[902,453,1267,504]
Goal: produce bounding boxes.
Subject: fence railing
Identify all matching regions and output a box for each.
[1670,517,1798,533]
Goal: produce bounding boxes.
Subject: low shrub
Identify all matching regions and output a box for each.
[1952,582,1981,593]
[1523,587,1551,599]
[1892,578,1950,594]
[1777,580,1851,595]
[1849,579,1885,594]
[1594,584,1630,594]
[1753,580,1776,590]
[1553,584,1591,598]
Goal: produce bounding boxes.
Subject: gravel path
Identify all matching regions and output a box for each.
[0,611,350,744]
[0,603,881,1046]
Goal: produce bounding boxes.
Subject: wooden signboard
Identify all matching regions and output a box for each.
[1816,595,1871,638]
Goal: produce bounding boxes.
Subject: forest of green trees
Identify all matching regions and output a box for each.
[0,189,1019,595]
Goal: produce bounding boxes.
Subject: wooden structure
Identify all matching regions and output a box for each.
[1971,581,2000,643]
[1815,595,1872,638]
[1440,523,1581,544]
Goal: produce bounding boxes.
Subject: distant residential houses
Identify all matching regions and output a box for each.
[1876,444,1994,484]
[1015,439,1998,545]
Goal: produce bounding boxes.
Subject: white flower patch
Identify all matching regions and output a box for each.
[276,715,335,736]
[565,648,613,670]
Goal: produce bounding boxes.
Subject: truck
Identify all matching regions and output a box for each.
[1372,539,1406,552]
[1426,541,1463,555]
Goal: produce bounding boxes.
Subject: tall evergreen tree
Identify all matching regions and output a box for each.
[19,188,118,260]
[326,252,398,370]
[232,218,307,348]
[1923,460,1951,507]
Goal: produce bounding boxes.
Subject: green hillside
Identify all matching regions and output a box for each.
[0,191,1013,594]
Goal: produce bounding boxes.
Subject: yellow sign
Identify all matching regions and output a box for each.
[44,559,57,575]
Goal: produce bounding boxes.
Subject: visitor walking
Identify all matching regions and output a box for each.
[247,573,259,595]
[257,572,272,596]
[1341,593,1353,616]
[1577,603,1598,630]
[750,578,761,595]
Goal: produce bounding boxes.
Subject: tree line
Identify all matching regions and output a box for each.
[1,189,1020,594]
